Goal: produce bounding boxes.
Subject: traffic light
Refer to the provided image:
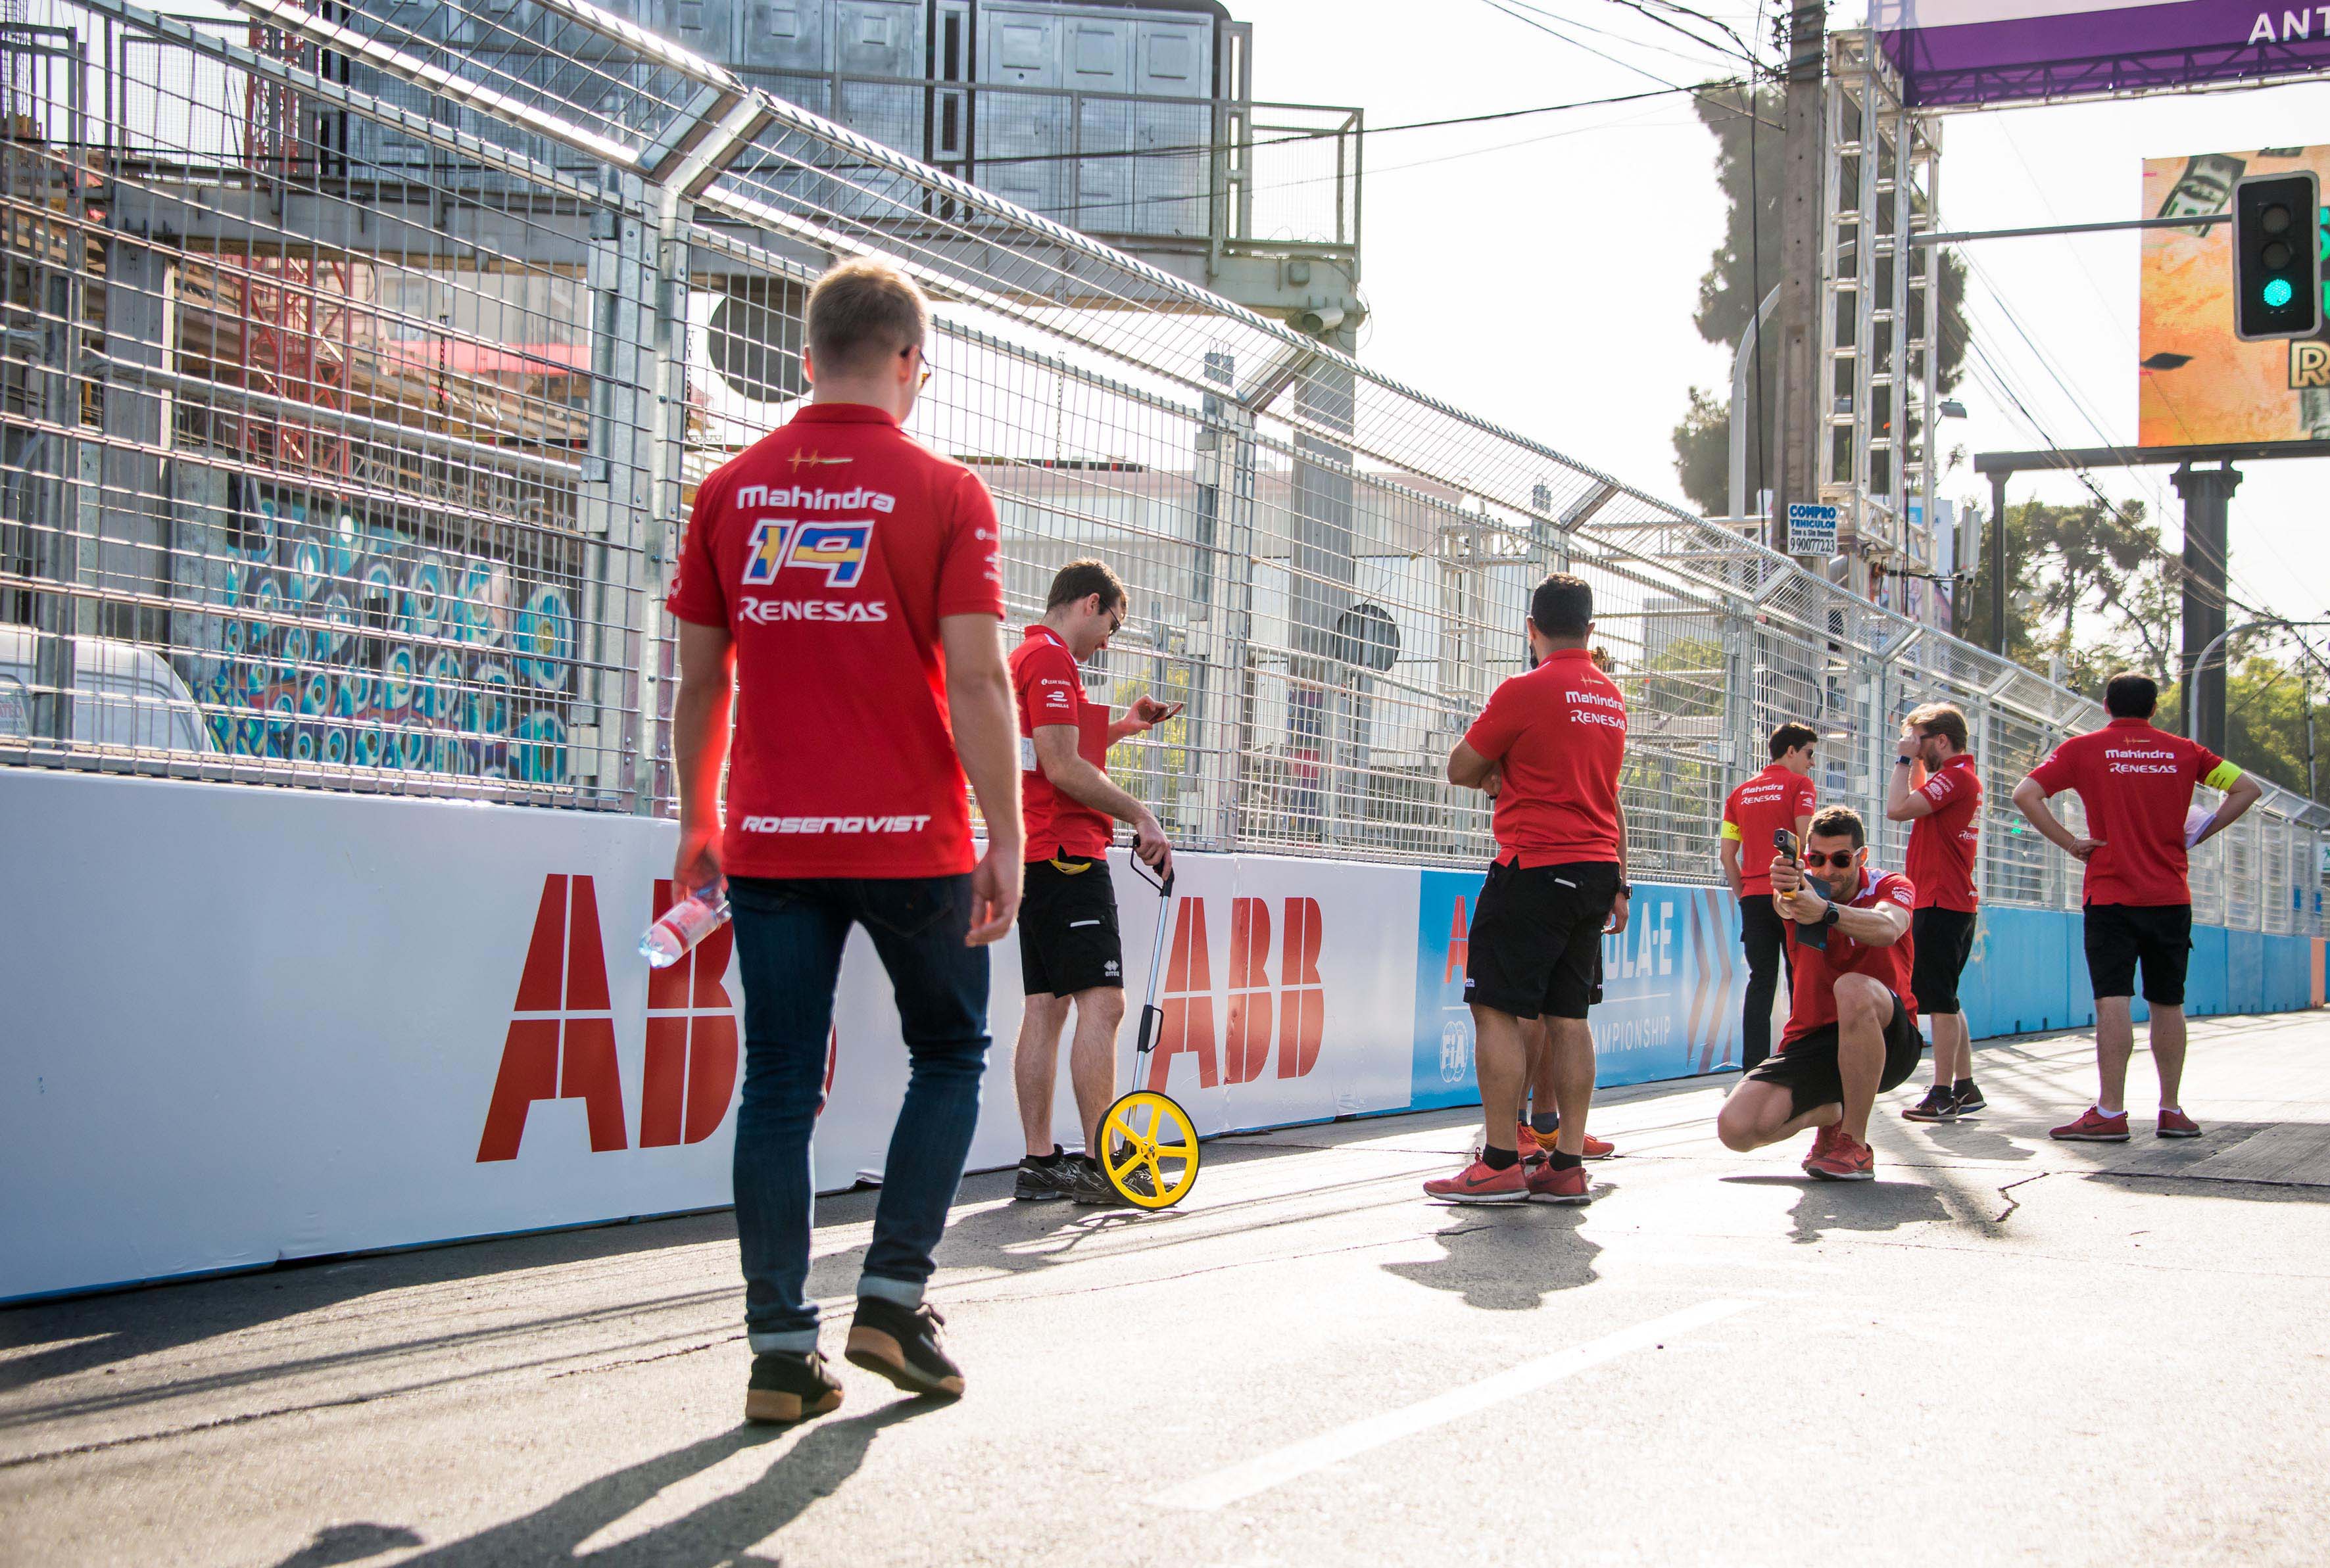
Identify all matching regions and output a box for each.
[2232,171,2321,342]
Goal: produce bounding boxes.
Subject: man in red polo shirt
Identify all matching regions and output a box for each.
[1716,805,1924,1181]
[2012,671,2262,1141]
[1007,558,1180,1206]
[1426,573,1629,1207]
[668,258,1022,1423]
[1885,701,1985,1122]
[1720,721,1819,1070]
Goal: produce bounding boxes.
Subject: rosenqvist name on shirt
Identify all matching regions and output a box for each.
[740,815,934,835]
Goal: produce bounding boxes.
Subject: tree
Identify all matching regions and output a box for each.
[1672,87,1972,516]
[1953,499,2175,693]
[2164,647,2327,796]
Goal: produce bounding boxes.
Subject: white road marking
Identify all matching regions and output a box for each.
[1147,1297,1755,1511]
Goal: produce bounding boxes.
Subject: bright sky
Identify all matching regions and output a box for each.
[1234,0,2330,648]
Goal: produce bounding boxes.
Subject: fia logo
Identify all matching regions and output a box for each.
[1439,1016,1472,1085]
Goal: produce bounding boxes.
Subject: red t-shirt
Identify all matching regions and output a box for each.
[666,402,1005,878]
[1011,623,1114,860]
[2026,718,2241,907]
[1720,763,1816,895]
[1906,753,1982,911]
[1463,648,1628,867]
[1781,867,1920,1047]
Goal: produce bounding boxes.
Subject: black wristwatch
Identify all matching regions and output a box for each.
[1614,879,1632,897]
[1896,755,1915,765]
[1818,901,1842,928]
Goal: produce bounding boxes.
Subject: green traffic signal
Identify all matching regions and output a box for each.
[2266,277,2296,308]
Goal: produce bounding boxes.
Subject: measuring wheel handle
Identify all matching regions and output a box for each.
[1103,862,1198,1209]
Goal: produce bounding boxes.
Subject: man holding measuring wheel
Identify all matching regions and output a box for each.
[1426,573,1629,1206]
[1007,560,1180,1206]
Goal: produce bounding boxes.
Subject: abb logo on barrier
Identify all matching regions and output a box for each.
[1148,895,1325,1088]
[475,875,740,1161]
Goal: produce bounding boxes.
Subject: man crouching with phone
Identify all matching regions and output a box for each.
[1715,805,1923,1181]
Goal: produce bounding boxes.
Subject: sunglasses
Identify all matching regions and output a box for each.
[902,345,934,390]
[1800,850,1858,869]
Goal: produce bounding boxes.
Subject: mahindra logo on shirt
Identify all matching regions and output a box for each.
[2104,746,2179,776]
[733,483,896,512]
[1149,895,1325,1087]
[1568,689,1627,731]
[476,875,740,1161]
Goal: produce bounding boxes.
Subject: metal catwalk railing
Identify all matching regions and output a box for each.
[5,0,2327,933]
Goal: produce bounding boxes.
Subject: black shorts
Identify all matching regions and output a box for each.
[1743,991,1923,1121]
[1910,906,1978,1016]
[2083,903,2193,1005]
[1018,855,1122,997]
[1463,859,1619,1021]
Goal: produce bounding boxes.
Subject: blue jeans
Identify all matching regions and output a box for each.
[726,874,990,1354]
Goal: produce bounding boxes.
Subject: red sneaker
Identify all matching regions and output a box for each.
[1515,1123,1545,1163]
[2157,1108,2202,1138]
[2051,1107,2131,1143]
[1804,1129,1876,1181]
[1424,1158,1528,1204]
[1525,1161,1593,1205]
[1801,1122,1845,1172]
[1580,1131,1615,1160]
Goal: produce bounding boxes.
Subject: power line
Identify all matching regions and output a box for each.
[942,77,1750,170]
[1475,0,1779,127]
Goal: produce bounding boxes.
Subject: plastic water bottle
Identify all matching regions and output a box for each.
[641,882,730,968]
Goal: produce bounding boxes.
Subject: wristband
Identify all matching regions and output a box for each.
[1896,755,1914,765]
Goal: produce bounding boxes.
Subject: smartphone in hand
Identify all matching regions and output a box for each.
[1771,829,1828,949]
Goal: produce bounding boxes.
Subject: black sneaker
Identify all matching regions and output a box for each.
[1901,1084,1961,1122]
[1071,1152,1155,1205]
[1013,1149,1078,1202]
[744,1350,843,1425]
[844,1299,963,1398]
[1953,1082,1987,1115]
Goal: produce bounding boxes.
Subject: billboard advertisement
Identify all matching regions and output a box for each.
[1874,0,2330,109]
[2139,145,2330,446]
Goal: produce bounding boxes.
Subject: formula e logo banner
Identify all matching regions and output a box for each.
[1410,872,1745,1108]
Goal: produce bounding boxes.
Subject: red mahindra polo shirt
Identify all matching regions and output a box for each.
[1463,648,1628,866]
[1782,867,1919,1047]
[666,402,1005,879]
[1720,763,1817,895]
[1011,623,1114,861]
[2026,717,2242,907]
[1905,753,1982,912]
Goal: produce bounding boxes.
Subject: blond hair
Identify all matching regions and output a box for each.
[805,258,929,377]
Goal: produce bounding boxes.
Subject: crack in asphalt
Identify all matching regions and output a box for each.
[1993,1172,2051,1224]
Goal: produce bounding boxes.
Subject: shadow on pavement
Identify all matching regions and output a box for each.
[393,1397,938,1567]
[1380,1199,1603,1310]
[1913,1121,2037,1162]
[1720,1175,1953,1244]
[0,1211,752,1398]
[268,1523,425,1568]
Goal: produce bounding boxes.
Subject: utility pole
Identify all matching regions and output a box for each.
[1772,0,1824,556]
[2172,462,2239,755]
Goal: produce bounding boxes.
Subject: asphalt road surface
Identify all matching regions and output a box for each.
[7,1014,2330,1567]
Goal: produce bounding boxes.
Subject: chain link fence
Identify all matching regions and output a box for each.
[6,0,2328,933]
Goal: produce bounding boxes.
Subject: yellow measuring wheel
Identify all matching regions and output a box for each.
[1100,1089,1201,1210]
[1101,865,1201,1209]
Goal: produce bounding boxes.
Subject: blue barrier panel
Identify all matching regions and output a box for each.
[1411,874,1747,1106]
[1966,906,2077,1036]
[2187,924,2231,1017]
[2262,934,2313,1014]
[2227,929,2265,1014]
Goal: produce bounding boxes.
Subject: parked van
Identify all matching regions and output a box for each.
[0,625,219,754]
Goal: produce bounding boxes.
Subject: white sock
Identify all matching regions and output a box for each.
[2094,1103,2124,1118]
[2160,1105,2181,1115]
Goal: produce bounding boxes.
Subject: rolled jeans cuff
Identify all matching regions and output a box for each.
[748,1327,820,1355]
[856,1274,925,1309]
